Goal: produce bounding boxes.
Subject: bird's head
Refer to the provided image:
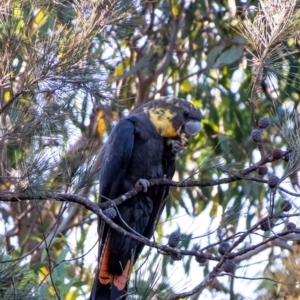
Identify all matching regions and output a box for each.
[135,97,202,142]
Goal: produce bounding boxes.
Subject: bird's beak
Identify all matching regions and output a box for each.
[184,120,201,137]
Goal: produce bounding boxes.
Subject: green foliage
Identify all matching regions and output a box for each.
[0,243,38,300]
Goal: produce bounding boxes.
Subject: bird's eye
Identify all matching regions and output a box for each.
[183,110,189,117]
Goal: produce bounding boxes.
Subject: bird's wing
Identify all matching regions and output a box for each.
[133,142,176,263]
[91,118,135,300]
[100,118,135,200]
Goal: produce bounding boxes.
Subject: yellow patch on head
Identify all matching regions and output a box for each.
[148,107,178,138]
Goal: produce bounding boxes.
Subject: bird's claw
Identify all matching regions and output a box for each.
[172,135,188,154]
[135,178,150,192]
[172,134,188,155]
[180,133,189,147]
[172,140,184,154]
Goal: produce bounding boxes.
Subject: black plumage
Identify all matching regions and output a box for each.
[90,97,202,300]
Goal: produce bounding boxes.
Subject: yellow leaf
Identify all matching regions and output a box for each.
[49,286,55,296]
[16,20,25,34]
[4,91,11,102]
[35,11,45,25]
[13,8,22,17]
[171,0,179,16]
[31,10,48,31]
[196,21,202,29]
[181,79,192,93]
[209,69,218,79]
[114,63,124,77]
[39,266,48,281]
[191,99,202,109]
[287,38,294,47]
[113,58,130,77]
[66,290,76,300]
[97,110,106,137]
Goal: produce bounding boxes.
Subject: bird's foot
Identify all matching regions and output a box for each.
[170,251,182,261]
[180,133,189,147]
[135,178,150,192]
[172,140,184,154]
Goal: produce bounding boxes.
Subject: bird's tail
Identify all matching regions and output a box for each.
[90,235,133,300]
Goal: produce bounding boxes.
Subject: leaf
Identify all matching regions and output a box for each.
[72,281,86,287]
[194,200,204,215]
[41,248,47,262]
[56,260,66,282]
[39,266,48,282]
[34,10,47,27]
[38,284,48,300]
[4,90,11,102]
[57,247,68,262]
[181,79,192,92]
[113,58,128,77]
[206,45,227,69]
[214,46,243,68]
[66,289,80,300]
[117,50,154,79]
[97,110,106,137]
[171,0,179,16]
[210,201,219,217]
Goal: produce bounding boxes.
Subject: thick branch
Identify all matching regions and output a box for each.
[0,150,297,209]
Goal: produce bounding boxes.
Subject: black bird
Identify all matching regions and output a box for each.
[90,97,202,300]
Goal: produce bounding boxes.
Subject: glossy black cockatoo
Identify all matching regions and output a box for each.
[90,97,202,300]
